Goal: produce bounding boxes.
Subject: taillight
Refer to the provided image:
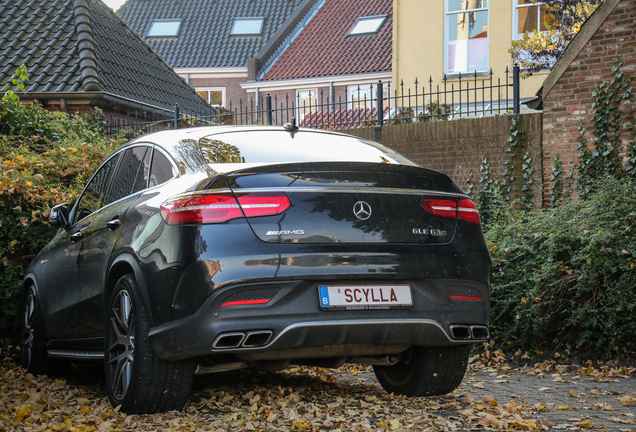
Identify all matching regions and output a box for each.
[161,192,291,225]
[422,198,481,225]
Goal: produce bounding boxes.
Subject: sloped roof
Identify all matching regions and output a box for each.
[259,0,392,81]
[118,0,304,69]
[0,0,211,116]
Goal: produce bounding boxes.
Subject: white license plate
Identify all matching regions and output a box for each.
[319,285,412,309]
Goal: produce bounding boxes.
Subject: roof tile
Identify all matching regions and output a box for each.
[261,0,392,81]
[0,0,211,116]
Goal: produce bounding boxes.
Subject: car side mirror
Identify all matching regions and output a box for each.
[49,203,71,227]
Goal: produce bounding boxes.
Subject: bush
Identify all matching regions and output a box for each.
[486,177,636,358]
[0,99,116,336]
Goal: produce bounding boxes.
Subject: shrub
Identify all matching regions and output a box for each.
[486,177,636,358]
[0,99,116,336]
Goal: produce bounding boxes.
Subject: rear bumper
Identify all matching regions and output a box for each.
[148,278,490,362]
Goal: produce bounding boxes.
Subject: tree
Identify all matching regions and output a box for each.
[510,0,601,76]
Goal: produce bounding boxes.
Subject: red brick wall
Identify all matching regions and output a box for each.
[542,0,636,195]
[344,113,543,200]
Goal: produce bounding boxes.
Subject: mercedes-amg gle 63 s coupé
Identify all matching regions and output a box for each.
[22,125,490,413]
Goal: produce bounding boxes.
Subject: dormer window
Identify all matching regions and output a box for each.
[148,19,182,37]
[349,15,387,36]
[231,18,265,36]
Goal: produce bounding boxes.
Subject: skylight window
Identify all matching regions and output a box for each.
[148,20,182,37]
[231,18,265,36]
[349,15,387,36]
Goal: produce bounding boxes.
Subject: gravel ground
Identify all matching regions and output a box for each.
[0,345,634,431]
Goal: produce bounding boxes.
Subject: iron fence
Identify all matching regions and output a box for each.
[104,66,521,138]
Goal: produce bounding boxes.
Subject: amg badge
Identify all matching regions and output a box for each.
[266,230,305,236]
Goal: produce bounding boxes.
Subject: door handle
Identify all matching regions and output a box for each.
[70,232,83,242]
[107,219,121,231]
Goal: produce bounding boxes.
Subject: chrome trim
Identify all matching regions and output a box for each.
[48,349,104,360]
[210,319,455,353]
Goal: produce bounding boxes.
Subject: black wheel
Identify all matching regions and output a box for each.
[21,285,49,374]
[105,274,195,414]
[373,345,471,397]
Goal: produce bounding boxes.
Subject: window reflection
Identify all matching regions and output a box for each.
[199,131,414,166]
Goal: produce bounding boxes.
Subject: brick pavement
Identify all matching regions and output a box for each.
[465,366,636,431]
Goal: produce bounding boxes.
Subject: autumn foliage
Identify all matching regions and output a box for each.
[0,99,116,334]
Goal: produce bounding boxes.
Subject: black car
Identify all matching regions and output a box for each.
[22,125,490,413]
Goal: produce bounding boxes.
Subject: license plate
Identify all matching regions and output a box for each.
[319,285,412,310]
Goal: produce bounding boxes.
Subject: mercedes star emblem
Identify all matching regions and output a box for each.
[353,201,372,220]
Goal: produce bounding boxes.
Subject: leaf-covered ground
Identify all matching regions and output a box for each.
[1,344,634,431]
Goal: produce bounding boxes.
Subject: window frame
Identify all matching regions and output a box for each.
[196,87,226,107]
[147,19,182,37]
[444,0,490,75]
[230,17,265,36]
[512,0,549,40]
[349,15,387,36]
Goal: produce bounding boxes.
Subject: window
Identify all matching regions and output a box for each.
[349,15,387,36]
[231,18,264,36]
[75,154,121,222]
[296,89,317,121]
[514,0,550,39]
[446,0,489,74]
[149,150,176,188]
[109,146,151,203]
[197,88,225,107]
[148,20,182,37]
[348,86,372,110]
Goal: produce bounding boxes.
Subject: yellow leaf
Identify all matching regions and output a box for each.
[574,420,594,428]
[294,421,309,430]
[389,419,400,430]
[77,406,91,415]
[26,181,33,187]
[556,404,569,410]
[568,390,581,397]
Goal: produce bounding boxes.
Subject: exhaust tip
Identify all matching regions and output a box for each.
[212,332,245,349]
[449,325,471,340]
[243,331,273,348]
[470,325,490,340]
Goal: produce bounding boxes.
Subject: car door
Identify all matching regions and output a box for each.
[74,145,153,338]
[43,152,122,340]
[44,146,152,340]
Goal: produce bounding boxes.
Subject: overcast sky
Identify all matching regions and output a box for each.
[103,0,126,11]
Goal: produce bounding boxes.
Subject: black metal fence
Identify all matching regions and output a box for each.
[104,66,521,138]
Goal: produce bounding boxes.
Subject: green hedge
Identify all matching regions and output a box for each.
[486,178,636,358]
[0,99,115,335]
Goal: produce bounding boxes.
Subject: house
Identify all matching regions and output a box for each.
[393,0,550,101]
[534,0,635,194]
[0,0,212,121]
[118,0,305,109]
[242,0,392,125]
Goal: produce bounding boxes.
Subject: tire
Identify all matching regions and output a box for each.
[104,274,195,414]
[21,285,49,375]
[373,345,471,397]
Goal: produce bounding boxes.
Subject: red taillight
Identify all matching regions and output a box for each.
[161,192,291,225]
[422,198,481,225]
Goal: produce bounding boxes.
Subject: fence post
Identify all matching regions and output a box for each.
[375,80,383,141]
[174,105,180,129]
[266,94,273,125]
[513,65,520,115]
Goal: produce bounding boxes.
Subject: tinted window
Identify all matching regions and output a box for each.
[109,146,150,203]
[75,154,121,222]
[149,150,175,187]
[199,131,415,166]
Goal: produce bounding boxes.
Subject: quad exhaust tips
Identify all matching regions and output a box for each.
[449,324,489,341]
[212,330,273,349]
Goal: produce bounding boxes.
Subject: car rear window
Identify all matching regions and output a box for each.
[198,130,416,166]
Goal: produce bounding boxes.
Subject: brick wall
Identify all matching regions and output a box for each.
[542,0,636,195]
[344,113,543,201]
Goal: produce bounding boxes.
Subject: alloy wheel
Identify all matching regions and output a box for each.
[107,289,136,400]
